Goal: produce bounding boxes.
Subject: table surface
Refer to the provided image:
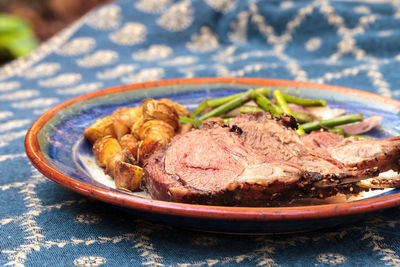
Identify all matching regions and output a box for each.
[2,0,400,266]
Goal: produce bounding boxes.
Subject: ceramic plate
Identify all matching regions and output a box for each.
[25,78,400,233]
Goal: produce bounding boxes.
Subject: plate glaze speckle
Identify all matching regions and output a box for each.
[25,78,400,233]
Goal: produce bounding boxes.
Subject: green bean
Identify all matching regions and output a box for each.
[254,93,282,117]
[300,114,363,133]
[199,89,254,121]
[328,128,345,135]
[282,93,327,106]
[206,87,270,107]
[206,92,244,108]
[179,116,201,128]
[273,90,305,135]
[292,111,313,123]
[239,105,264,114]
[190,101,208,118]
[190,88,269,118]
[254,93,312,123]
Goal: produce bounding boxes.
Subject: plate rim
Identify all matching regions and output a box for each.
[25,77,400,222]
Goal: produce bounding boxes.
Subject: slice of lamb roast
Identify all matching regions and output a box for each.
[230,113,356,181]
[143,113,378,206]
[301,131,400,173]
[144,127,306,206]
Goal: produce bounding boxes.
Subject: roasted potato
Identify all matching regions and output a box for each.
[112,106,143,128]
[138,120,175,146]
[142,99,179,130]
[84,116,116,144]
[92,136,122,167]
[137,120,175,162]
[105,149,124,177]
[119,134,140,159]
[158,98,190,117]
[85,97,189,192]
[105,149,142,191]
[112,117,130,140]
[114,161,143,191]
[105,149,135,176]
[130,116,145,138]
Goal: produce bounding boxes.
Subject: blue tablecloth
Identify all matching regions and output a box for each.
[2,0,400,266]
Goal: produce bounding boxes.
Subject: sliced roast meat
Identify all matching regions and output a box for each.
[301,131,345,151]
[329,136,400,173]
[143,113,381,206]
[231,113,347,175]
[144,127,304,205]
[301,130,400,173]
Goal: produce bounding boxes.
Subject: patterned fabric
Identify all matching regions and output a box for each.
[1,0,400,266]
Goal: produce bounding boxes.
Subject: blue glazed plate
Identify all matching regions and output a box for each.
[25,78,400,234]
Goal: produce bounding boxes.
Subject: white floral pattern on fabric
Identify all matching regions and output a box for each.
[74,256,106,267]
[157,0,194,31]
[11,98,59,109]
[159,56,197,66]
[77,50,118,68]
[0,119,31,133]
[86,4,121,30]
[132,45,173,61]
[354,5,371,14]
[378,30,394,37]
[204,0,237,13]
[121,68,165,83]
[97,64,137,79]
[57,38,96,56]
[20,63,60,79]
[0,111,13,120]
[0,90,39,101]
[109,22,147,46]
[75,214,101,224]
[228,10,250,43]
[186,26,219,53]
[0,81,20,92]
[305,37,322,52]
[134,0,172,14]
[317,253,347,265]
[280,1,295,9]
[56,82,104,95]
[38,73,82,87]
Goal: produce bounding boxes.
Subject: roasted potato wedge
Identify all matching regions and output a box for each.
[142,99,179,130]
[84,116,116,143]
[85,97,189,192]
[93,136,122,167]
[119,134,140,159]
[112,106,143,128]
[114,160,143,191]
[158,98,190,117]
[106,149,136,176]
[105,149,142,191]
[130,116,145,138]
[112,118,130,140]
[138,120,175,145]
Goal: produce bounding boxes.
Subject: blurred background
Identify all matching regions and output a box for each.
[0,0,113,65]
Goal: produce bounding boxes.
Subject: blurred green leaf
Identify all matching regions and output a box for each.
[0,14,38,58]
